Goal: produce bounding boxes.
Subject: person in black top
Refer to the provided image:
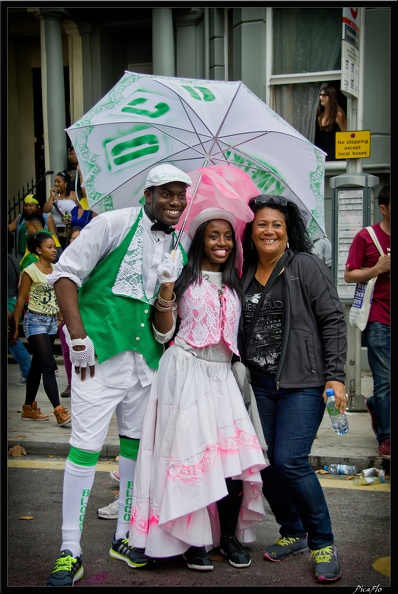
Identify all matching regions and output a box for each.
[314,86,346,161]
[240,195,347,583]
[64,146,79,191]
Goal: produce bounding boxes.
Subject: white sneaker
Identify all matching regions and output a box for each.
[110,470,120,482]
[97,495,119,519]
[17,375,27,386]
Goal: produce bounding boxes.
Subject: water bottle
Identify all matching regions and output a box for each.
[353,467,386,485]
[324,464,357,475]
[326,388,349,434]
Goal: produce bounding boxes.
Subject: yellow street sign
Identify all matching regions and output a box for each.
[335,130,371,159]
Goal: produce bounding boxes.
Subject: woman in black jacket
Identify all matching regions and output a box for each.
[240,195,347,584]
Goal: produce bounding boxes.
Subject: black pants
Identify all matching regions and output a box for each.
[216,477,243,537]
[25,333,60,409]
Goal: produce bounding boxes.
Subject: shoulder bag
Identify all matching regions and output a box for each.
[348,226,385,332]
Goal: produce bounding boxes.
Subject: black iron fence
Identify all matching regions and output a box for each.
[7,170,53,256]
[7,169,53,224]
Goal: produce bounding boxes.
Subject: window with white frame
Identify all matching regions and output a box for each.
[268,7,346,146]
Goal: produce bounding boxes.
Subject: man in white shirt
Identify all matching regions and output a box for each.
[47,164,192,586]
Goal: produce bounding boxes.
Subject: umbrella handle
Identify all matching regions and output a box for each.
[161,249,176,278]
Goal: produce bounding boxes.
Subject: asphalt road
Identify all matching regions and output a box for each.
[6,457,391,590]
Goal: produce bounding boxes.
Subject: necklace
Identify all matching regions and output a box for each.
[36,260,53,274]
[202,271,225,301]
[256,251,286,285]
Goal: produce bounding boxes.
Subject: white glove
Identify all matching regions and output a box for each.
[69,336,96,369]
[157,252,178,284]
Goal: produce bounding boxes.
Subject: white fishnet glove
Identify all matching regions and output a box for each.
[157,253,178,284]
[69,336,96,369]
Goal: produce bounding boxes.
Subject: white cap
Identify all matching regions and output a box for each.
[187,207,237,239]
[144,164,192,190]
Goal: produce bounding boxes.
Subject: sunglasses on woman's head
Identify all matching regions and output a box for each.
[254,195,288,207]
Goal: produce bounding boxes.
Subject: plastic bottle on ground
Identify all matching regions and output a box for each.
[324,464,358,475]
[325,388,349,434]
[353,468,386,485]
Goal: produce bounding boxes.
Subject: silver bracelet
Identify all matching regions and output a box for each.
[157,292,176,306]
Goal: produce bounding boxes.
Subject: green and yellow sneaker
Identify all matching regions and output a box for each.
[310,545,341,582]
[47,549,83,586]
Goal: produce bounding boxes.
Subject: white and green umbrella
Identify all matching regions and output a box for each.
[67,71,326,239]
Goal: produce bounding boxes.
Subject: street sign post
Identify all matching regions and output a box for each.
[341,7,360,99]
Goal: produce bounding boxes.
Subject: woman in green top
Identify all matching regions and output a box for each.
[7,194,41,261]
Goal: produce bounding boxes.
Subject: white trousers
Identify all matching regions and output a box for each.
[69,351,153,451]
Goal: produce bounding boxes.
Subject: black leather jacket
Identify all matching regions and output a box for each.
[240,250,347,389]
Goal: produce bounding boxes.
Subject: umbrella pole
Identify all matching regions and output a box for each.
[170,171,204,260]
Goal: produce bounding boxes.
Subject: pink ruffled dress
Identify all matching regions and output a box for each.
[129,272,268,558]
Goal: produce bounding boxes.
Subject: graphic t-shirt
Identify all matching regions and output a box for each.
[242,274,284,375]
[23,262,58,315]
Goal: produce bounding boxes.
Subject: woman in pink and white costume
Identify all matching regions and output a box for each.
[129,171,268,572]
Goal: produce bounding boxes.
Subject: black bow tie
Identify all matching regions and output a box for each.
[151,221,174,234]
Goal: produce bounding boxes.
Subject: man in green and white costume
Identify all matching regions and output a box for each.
[47,164,192,586]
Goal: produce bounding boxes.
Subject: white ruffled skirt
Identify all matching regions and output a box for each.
[129,343,268,558]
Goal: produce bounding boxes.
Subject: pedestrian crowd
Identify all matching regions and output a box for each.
[8,145,98,393]
[8,146,390,587]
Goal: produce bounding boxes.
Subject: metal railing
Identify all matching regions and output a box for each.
[7,170,54,226]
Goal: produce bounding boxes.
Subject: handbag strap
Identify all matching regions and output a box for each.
[242,251,289,356]
[366,226,385,256]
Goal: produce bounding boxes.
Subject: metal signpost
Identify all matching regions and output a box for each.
[330,173,379,410]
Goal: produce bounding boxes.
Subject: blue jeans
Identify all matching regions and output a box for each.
[364,322,390,443]
[251,373,333,550]
[8,339,31,379]
[23,310,58,338]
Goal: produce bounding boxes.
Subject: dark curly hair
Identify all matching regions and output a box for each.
[242,195,313,270]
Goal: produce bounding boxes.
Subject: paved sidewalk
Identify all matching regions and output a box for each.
[7,360,385,471]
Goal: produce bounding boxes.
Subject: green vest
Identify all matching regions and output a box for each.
[78,211,187,368]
